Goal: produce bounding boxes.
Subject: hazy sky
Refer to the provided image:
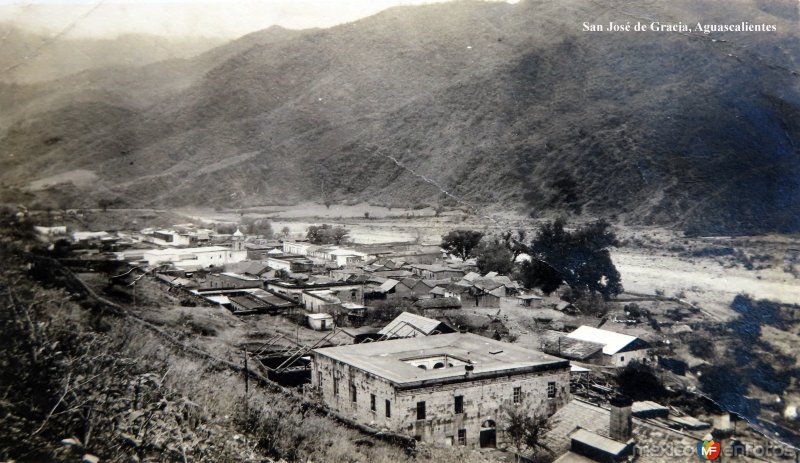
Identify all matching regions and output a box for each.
[0,0,517,39]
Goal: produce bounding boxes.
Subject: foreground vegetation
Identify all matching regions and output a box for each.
[0,208,501,462]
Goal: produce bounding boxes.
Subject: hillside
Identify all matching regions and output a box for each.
[0,24,225,83]
[1,0,799,234]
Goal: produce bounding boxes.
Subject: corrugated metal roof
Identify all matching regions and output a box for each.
[379,278,400,292]
[378,312,446,337]
[566,326,639,355]
[541,330,604,360]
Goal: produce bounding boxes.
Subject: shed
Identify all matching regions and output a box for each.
[517,294,543,307]
[632,401,670,419]
[378,312,455,339]
[307,313,334,331]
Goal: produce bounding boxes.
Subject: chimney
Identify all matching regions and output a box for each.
[609,395,633,441]
[464,362,474,378]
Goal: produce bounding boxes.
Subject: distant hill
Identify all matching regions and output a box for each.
[1,0,799,234]
[0,24,225,83]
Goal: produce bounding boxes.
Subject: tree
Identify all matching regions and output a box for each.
[216,222,239,234]
[97,197,121,212]
[243,218,273,238]
[306,224,350,245]
[440,230,484,261]
[615,361,667,401]
[330,226,349,245]
[502,403,553,458]
[281,226,291,238]
[528,218,622,299]
[475,239,514,274]
[518,258,563,295]
[501,229,528,260]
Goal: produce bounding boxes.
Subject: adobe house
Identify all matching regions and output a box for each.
[308,332,570,448]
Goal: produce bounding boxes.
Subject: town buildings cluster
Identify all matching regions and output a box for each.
[45,222,761,462]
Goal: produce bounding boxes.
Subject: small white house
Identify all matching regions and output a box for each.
[566,326,650,367]
[307,313,334,331]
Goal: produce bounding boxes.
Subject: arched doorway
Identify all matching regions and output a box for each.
[480,419,497,448]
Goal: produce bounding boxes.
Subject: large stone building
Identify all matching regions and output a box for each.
[309,332,570,448]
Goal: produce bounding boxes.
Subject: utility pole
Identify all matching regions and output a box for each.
[243,348,249,396]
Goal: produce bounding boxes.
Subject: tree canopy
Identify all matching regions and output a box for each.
[243,218,273,238]
[440,229,484,261]
[527,218,622,299]
[502,403,553,458]
[475,239,515,274]
[307,224,350,245]
[518,258,563,295]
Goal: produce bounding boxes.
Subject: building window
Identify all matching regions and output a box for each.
[620,356,625,362]
[513,386,522,404]
[333,377,339,396]
[370,394,376,412]
[547,382,556,399]
[350,384,357,403]
[385,399,391,418]
[454,395,464,414]
[416,401,426,420]
[457,429,466,446]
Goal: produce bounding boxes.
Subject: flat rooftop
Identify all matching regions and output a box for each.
[144,246,229,255]
[313,332,568,389]
[570,428,629,455]
[219,272,261,281]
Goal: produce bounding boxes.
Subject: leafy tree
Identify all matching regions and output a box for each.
[281,226,291,238]
[243,218,273,238]
[518,258,563,295]
[615,361,667,401]
[306,224,350,245]
[475,239,514,274]
[528,218,622,299]
[688,338,716,360]
[441,230,484,261]
[502,403,553,458]
[216,222,239,234]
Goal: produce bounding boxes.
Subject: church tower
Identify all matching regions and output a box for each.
[232,228,245,251]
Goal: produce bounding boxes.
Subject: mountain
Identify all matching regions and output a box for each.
[1,0,799,234]
[0,24,226,83]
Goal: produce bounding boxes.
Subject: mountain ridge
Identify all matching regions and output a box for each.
[1,0,799,234]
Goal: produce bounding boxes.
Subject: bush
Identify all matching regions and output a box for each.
[688,338,715,360]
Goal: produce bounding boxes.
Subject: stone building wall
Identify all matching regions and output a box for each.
[310,353,570,449]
